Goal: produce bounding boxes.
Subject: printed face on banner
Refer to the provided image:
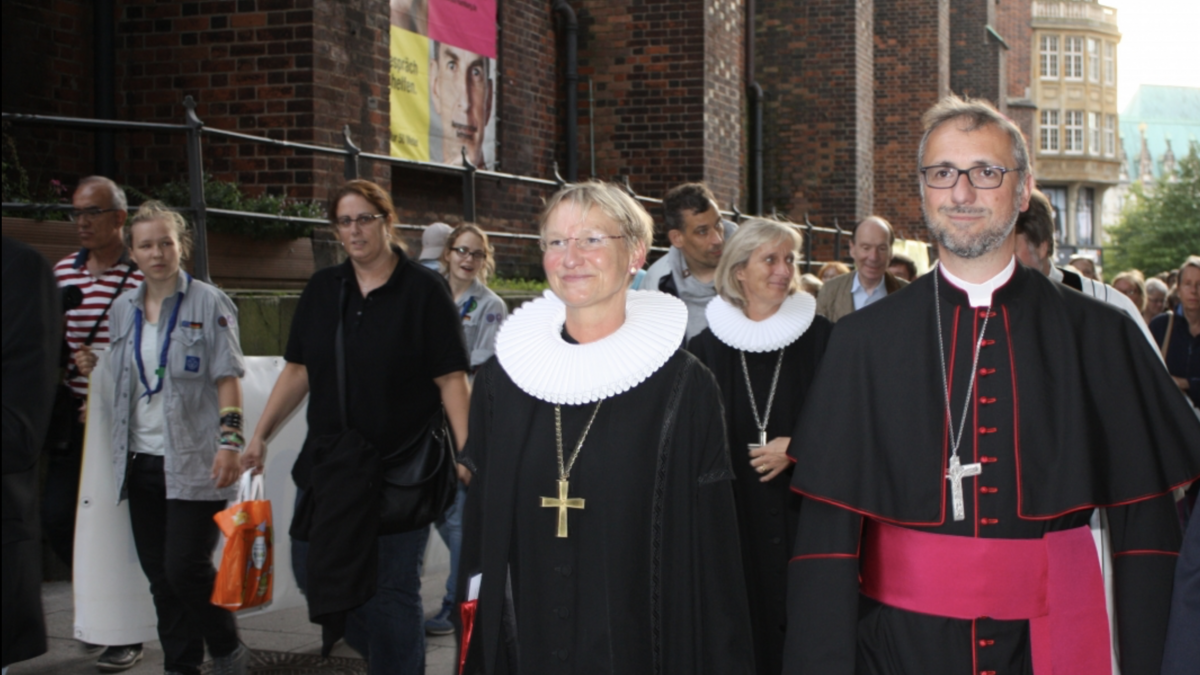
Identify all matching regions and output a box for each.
[390,0,497,170]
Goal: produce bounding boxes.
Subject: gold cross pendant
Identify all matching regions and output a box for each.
[540,479,586,538]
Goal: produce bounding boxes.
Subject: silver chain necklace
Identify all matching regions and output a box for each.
[740,348,786,450]
[934,270,992,521]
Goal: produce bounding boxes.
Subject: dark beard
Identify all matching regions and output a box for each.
[922,191,1021,259]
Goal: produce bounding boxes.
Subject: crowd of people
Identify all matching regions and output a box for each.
[4,94,1200,675]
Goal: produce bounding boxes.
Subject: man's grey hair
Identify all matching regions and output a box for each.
[917,95,1031,198]
[77,175,128,211]
[1146,277,1169,296]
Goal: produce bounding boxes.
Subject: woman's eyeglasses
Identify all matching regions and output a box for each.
[450,246,487,260]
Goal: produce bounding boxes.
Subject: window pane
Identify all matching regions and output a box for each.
[1104,42,1115,85]
[1087,38,1099,82]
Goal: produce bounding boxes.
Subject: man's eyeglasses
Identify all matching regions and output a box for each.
[335,213,386,229]
[919,165,1018,190]
[539,234,624,253]
[450,246,487,260]
[68,208,119,222]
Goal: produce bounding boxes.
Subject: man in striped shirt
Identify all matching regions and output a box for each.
[46,176,145,671]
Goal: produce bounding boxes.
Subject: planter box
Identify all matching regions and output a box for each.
[2,217,314,290]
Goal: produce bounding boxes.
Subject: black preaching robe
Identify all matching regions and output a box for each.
[784,264,1200,675]
[688,315,831,675]
[458,350,755,675]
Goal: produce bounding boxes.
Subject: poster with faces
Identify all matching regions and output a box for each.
[389,0,498,171]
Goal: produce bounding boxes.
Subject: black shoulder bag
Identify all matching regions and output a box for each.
[292,280,458,537]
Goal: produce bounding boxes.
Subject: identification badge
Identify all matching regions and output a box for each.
[185,355,201,372]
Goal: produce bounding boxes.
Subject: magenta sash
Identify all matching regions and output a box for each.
[860,520,1111,674]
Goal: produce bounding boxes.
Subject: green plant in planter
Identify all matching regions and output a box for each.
[490,277,549,294]
[2,124,71,220]
[150,175,324,241]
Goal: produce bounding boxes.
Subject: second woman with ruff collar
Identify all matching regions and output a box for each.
[687,218,832,675]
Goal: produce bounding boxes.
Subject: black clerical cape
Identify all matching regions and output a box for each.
[784,265,1200,675]
[458,350,755,675]
[688,316,831,675]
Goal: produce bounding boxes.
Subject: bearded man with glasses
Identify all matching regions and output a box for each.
[782,96,1200,675]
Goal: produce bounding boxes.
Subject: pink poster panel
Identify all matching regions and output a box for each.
[428,0,496,59]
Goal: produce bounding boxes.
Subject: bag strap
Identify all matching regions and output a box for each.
[336,280,349,431]
[84,262,138,346]
[1159,312,1174,362]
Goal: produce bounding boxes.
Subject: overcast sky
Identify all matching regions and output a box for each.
[1102,0,1200,110]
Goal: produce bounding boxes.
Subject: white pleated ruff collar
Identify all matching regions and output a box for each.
[704,292,817,352]
[495,290,688,405]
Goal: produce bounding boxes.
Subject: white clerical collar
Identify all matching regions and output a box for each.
[705,292,816,352]
[938,257,1017,307]
[496,289,687,405]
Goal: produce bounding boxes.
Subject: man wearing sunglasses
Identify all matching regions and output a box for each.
[48,176,145,671]
[783,96,1200,675]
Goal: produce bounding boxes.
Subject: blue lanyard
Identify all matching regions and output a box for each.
[134,279,187,402]
[460,295,477,320]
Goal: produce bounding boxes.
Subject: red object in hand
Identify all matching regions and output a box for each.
[459,599,478,674]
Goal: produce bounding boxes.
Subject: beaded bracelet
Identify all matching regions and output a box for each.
[220,411,243,431]
[219,430,245,448]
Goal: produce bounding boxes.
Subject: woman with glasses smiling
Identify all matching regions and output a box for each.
[456,181,753,674]
[245,180,470,674]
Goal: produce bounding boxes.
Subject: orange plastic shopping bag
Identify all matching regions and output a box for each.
[211,471,273,611]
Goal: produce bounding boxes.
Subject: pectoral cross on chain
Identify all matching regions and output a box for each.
[540,479,585,538]
[748,430,768,451]
[946,455,982,521]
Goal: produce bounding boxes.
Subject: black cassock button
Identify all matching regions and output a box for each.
[557,649,569,661]
[559,564,572,577]
[557,606,570,618]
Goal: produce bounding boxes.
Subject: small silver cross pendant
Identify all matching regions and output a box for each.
[748,430,768,451]
[946,455,983,521]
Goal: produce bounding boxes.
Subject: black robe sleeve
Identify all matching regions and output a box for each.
[1105,494,1183,674]
[659,359,756,675]
[782,497,863,675]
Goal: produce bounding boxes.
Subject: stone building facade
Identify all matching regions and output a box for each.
[1029,0,1122,256]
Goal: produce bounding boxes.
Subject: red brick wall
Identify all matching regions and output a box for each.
[874,0,948,238]
[949,0,1001,103]
[113,0,392,201]
[756,0,875,238]
[996,0,1034,150]
[2,0,95,187]
[577,0,744,211]
[703,0,746,207]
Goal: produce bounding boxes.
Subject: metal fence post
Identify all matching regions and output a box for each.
[183,96,210,282]
[462,148,477,222]
[833,218,843,262]
[803,214,814,273]
[343,125,360,180]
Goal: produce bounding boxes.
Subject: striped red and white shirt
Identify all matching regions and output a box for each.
[54,248,144,398]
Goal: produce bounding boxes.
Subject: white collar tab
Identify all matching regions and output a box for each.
[939,257,1017,307]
